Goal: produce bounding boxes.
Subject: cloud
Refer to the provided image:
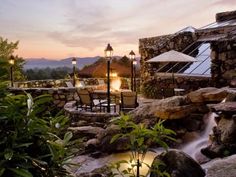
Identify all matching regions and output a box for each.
[211,0,236,6]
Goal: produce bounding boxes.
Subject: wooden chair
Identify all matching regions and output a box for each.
[77,89,103,111]
[120,92,139,113]
[163,88,175,98]
[65,81,74,88]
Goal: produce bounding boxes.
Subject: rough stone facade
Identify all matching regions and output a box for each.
[211,39,236,87]
[139,10,236,97]
[139,32,196,80]
[10,87,78,108]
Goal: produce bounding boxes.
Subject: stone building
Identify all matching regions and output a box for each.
[139,10,236,96]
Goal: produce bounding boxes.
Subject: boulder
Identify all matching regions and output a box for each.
[150,150,205,177]
[155,105,196,120]
[78,165,112,177]
[68,126,105,139]
[131,96,193,120]
[99,135,130,153]
[218,116,236,143]
[202,88,228,102]
[211,102,236,113]
[202,154,236,177]
[187,87,219,103]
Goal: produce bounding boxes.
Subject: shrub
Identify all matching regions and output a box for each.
[0,85,79,177]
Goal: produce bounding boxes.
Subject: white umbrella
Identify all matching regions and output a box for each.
[146,50,197,63]
[146,50,197,83]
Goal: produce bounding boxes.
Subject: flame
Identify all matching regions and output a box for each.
[111,78,121,91]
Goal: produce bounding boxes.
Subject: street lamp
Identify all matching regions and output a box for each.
[9,55,15,87]
[72,57,77,86]
[104,43,113,113]
[133,58,137,92]
[129,50,135,91]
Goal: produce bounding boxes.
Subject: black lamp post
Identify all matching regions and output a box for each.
[9,55,15,87]
[133,58,137,92]
[72,57,77,86]
[104,43,113,113]
[129,50,135,91]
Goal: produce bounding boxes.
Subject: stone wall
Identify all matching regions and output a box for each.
[10,87,78,108]
[139,32,196,81]
[142,74,211,98]
[139,10,236,95]
[216,10,236,22]
[211,39,236,87]
[13,78,137,90]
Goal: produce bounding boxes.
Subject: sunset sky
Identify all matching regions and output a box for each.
[1,0,236,59]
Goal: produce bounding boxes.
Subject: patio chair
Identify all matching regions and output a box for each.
[77,89,103,111]
[120,91,139,113]
[163,88,175,98]
[65,81,74,88]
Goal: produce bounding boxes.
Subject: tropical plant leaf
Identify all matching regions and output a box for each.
[9,168,33,177]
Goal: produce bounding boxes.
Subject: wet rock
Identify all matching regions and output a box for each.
[202,154,236,177]
[78,165,112,177]
[211,102,236,113]
[218,116,236,143]
[99,135,130,153]
[150,149,205,177]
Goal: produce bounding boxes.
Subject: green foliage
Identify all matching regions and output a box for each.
[24,67,71,80]
[110,114,176,177]
[0,82,79,177]
[0,36,25,82]
[141,79,162,99]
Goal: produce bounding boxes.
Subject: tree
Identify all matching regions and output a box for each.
[0,37,25,82]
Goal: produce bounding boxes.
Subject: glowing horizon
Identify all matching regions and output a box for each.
[1,0,236,59]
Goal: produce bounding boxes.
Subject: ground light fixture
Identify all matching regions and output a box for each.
[104,43,113,113]
[9,55,15,87]
[72,57,77,86]
[129,50,135,91]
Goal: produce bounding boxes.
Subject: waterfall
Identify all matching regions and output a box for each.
[181,112,217,159]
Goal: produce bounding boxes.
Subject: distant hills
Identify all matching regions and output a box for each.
[24,56,140,70]
[23,57,100,70]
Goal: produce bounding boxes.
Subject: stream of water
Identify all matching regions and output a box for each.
[72,112,217,176]
[181,112,217,159]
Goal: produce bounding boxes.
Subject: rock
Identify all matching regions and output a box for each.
[202,88,228,102]
[150,150,205,177]
[202,154,236,177]
[225,92,236,102]
[131,96,193,120]
[155,105,196,120]
[68,126,105,139]
[97,124,120,141]
[211,102,236,113]
[187,87,219,103]
[85,138,100,151]
[78,165,112,177]
[218,116,236,143]
[99,135,130,153]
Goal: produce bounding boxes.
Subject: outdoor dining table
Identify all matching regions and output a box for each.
[92,89,132,112]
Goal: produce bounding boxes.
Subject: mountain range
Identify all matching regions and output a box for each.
[23,57,100,70]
